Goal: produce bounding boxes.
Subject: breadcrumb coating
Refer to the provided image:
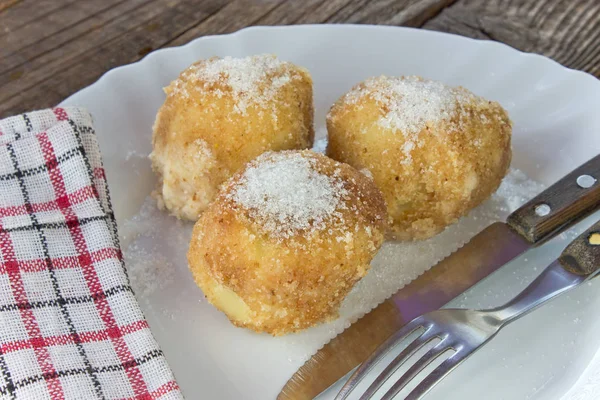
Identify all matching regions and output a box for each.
[327,76,512,240]
[187,150,387,335]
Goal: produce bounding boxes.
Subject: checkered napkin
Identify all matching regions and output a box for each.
[0,108,182,400]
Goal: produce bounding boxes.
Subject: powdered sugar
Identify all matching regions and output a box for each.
[312,137,328,153]
[228,151,347,239]
[311,127,328,154]
[352,76,475,134]
[191,138,213,161]
[120,197,191,300]
[341,76,484,163]
[189,54,297,115]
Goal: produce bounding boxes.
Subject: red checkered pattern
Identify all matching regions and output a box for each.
[0,108,182,399]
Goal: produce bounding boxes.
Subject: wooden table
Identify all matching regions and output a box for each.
[1,0,599,117]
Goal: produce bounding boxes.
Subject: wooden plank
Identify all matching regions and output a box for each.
[250,0,361,25]
[166,0,283,47]
[257,0,457,30]
[325,0,372,23]
[294,0,358,24]
[0,0,279,115]
[328,0,455,25]
[255,0,336,25]
[1,0,117,55]
[0,0,21,14]
[0,0,77,32]
[1,0,129,69]
[386,0,457,27]
[1,0,599,117]
[423,0,600,77]
[0,0,228,115]
[2,1,154,72]
[1,0,163,102]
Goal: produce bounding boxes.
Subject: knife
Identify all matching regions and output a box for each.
[278,154,600,400]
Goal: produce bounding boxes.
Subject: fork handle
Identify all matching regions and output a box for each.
[559,219,600,276]
[507,154,600,244]
[491,219,600,323]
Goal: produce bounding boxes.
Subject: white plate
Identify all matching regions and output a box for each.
[61,25,600,399]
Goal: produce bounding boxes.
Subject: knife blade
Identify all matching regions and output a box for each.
[278,154,600,400]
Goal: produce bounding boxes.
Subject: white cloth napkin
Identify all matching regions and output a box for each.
[0,107,182,399]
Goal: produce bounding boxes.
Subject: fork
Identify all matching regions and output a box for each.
[336,219,600,400]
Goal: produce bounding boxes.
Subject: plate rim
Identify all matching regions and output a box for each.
[61,24,600,108]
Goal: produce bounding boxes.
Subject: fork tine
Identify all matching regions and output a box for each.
[379,338,452,400]
[403,347,469,400]
[335,318,426,400]
[357,328,440,400]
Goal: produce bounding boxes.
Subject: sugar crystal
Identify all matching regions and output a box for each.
[190,54,298,115]
[228,152,348,239]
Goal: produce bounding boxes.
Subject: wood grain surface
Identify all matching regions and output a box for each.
[1,0,599,117]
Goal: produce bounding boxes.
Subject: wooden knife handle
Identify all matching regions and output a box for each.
[507,154,600,245]
[559,219,600,276]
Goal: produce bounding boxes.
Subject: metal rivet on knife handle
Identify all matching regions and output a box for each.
[577,174,597,189]
[507,154,600,245]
